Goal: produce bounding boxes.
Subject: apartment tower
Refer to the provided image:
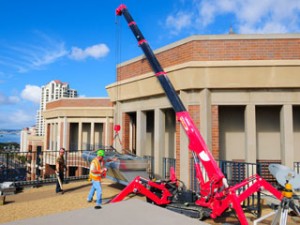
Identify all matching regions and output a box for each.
[35,80,78,136]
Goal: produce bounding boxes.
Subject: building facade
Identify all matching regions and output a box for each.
[42,98,114,151]
[20,126,38,152]
[36,80,78,136]
[106,34,300,186]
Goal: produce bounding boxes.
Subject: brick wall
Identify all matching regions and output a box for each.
[211,105,219,159]
[122,113,130,151]
[188,105,201,184]
[118,38,300,81]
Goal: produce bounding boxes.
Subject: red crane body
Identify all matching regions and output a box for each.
[111,4,283,224]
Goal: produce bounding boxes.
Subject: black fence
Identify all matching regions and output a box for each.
[0,149,92,186]
[1,149,299,214]
[163,157,176,179]
[143,155,154,178]
[188,159,300,217]
[1,149,298,187]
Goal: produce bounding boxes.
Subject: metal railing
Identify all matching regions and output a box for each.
[143,155,154,178]
[219,160,262,217]
[294,162,300,173]
[1,149,299,195]
[163,157,176,179]
[0,150,91,186]
[189,159,289,218]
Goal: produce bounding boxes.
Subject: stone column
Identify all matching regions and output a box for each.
[280,105,294,168]
[78,122,82,151]
[57,119,62,149]
[154,108,165,177]
[245,104,257,164]
[63,117,68,149]
[90,122,95,150]
[200,88,211,148]
[44,122,48,151]
[49,123,53,150]
[53,123,58,151]
[105,117,110,146]
[136,110,146,156]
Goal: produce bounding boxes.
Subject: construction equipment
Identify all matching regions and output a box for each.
[82,147,149,186]
[254,164,300,224]
[111,4,284,224]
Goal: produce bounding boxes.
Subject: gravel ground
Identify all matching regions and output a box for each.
[1,179,299,225]
[1,179,123,224]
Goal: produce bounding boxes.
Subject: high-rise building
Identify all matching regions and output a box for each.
[35,80,78,136]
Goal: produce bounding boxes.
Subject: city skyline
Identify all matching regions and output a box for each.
[1,0,300,129]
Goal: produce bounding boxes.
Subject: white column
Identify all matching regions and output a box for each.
[105,117,110,146]
[44,122,48,151]
[200,89,211,148]
[63,117,68,149]
[55,123,58,150]
[90,122,95,150]
[245,104,257,164]
[179,90,189,186]
[49,123,53,150]
[136,110,146,156]
[57,119,61,149]
[280,105,294,168]
[154,108,165,177]
[78,122,82,150]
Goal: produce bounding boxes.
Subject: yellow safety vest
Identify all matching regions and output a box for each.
[89,158,102,181]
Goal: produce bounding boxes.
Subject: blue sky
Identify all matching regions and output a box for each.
[1,0,300,130]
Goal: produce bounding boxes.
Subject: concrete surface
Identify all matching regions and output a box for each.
[2,199,209,225]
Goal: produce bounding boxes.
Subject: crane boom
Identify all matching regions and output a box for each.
[116,4,224,187]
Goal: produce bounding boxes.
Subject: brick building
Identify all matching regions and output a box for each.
[31,98,114,178]
[106,34,300,186]
[43,98,114,151]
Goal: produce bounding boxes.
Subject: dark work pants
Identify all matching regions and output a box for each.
[56,171,64,193]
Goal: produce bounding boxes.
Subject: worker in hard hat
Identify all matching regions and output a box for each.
[87,149,107,209]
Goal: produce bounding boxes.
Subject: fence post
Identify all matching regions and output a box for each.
[256,162,262,218]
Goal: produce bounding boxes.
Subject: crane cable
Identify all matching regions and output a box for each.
[113,13,122,147]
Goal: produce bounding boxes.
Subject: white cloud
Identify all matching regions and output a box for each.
[239,22,288,34]
[21,85,41,104]
[0,31,68,73]
[69,43,110,61]
[197,1,218,27]
[165,0,300,34]
[30,44,67,68]
[166,11,192,35]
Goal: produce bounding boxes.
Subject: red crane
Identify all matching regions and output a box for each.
[111,4,283,224]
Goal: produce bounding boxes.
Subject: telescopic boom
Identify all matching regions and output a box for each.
[116,4,225,188]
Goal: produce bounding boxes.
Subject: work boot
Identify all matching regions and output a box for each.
[94,205,102,209]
